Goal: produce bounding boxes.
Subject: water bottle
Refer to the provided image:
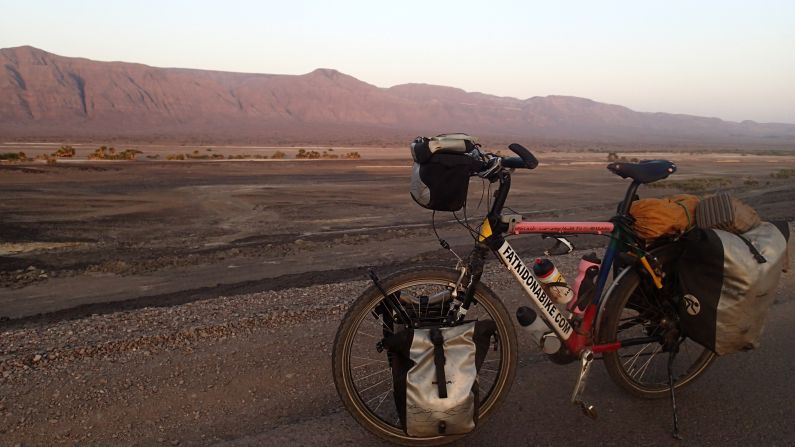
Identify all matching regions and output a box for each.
[515,306,549,347]
[516,307,573,363]
[532,258,574,305]
[568,253,601,314]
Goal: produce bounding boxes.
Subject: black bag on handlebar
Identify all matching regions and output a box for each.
[410,134,480,212]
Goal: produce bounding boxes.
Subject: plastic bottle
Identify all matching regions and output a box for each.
[515,306,549,347]
[568,253,601,315]
[532,258,574,305]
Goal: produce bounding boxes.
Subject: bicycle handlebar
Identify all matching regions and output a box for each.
[502,156,531,169]
[472,143,538,175]
[507,143,539,169]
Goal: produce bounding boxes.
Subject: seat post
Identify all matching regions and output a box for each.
[618,181,641,216]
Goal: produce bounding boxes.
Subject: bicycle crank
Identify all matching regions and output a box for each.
[570,348,597,420]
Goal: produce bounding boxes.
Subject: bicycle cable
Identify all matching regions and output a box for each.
[432,211,464,265]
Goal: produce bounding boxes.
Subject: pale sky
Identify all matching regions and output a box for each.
[2,0,794,123]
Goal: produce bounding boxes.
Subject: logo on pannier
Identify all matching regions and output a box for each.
[683,294,701,316]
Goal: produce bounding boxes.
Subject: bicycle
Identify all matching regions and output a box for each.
[332,141,715,445]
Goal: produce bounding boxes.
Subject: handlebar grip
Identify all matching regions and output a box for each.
[502,157,529,169]
[507,143,539,169]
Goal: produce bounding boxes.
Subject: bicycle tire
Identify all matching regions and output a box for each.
[598,267,716,399]
[332,267,517,446]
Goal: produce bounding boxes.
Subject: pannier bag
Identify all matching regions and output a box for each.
[676,221,790,355]
[629,194,699,240]
[410,134,481,212]
[696,192,761,234]
[382,320,496,437]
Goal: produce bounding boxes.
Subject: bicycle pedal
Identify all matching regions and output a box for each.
[579,402,598,420]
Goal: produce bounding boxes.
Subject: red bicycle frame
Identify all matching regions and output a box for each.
[486,219,628,356]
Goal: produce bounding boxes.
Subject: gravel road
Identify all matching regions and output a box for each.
[2,247,793,446]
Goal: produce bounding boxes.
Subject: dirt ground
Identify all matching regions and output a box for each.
[2,148,793,321]
[1,146,794,445]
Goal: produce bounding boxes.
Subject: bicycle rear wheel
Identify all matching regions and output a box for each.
[598,268,715,399]
[332,267,517,446]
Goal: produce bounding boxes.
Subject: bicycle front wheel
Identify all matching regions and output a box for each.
[332,267,517,446]
[598,268,716,399]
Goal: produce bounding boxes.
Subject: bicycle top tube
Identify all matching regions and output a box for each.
[511,221,615,235]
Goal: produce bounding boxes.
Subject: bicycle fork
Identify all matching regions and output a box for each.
[570,348,597,419]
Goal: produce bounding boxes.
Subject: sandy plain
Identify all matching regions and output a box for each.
[0,145,794,445]
[2,145,793,321]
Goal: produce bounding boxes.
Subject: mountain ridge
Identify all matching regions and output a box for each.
[2,46,794,145]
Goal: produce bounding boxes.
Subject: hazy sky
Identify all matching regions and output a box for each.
[2,0,794,123]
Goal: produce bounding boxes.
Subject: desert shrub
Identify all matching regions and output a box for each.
[53,145,76,158]
[648,177,731,192]
[90,146,141,160]
[166,154,185,161]
[271,150,286,159]
[296,149,321,159]
[0,152,28,162]
[342,151,361,159]
[212,153,224,159]
[120,149,142,160]
[770,168,795,179]
[146,154,160,159]
[607,152,619,162]
[322,151,339,159]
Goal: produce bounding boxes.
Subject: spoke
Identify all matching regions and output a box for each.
[351,355,388,364]
[632,344,661,381]
[358,376,393,394]
[356,330,380,340]
[372,389,392,413]
[480,368,499,374]
[355,367,391,382]
[366,312,396,335]
[623,343,651,372]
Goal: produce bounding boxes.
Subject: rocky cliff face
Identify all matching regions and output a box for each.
[2,46,794,144]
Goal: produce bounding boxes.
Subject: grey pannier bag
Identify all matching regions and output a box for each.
[676,221,790,355]
[410,134,481,212]
[383,320,496,437]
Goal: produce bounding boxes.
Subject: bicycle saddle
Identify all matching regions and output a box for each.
[607,160,676,184]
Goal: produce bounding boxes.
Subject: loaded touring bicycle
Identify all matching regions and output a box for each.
[332,134,789,445]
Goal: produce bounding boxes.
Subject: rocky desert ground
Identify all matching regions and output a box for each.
[1,145,794,445]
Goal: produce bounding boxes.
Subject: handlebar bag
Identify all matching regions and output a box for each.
[382,320,496,437]
[410,134,481,212]
[410,134,478,164]
[676,221,790,355]
[410,153,480,212]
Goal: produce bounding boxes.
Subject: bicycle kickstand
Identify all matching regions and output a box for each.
[668,341,684,440]
[571,348,597,419]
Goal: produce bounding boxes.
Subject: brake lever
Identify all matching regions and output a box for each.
[476,157,502,179]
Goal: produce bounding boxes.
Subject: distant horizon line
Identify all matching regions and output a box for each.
[5,45,793,127]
